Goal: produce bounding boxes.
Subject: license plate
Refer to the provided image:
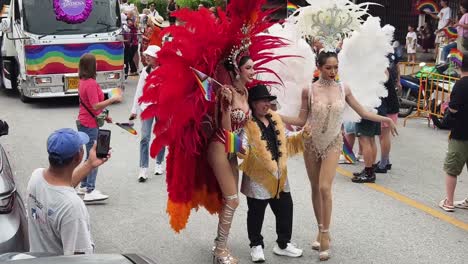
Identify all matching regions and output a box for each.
[67,78,79,91]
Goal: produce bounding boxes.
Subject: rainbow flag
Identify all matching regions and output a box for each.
[287,1,298,14]
[224,130,242,153]
[444,27,458,39]
[108,88,122,99]
[417,0,440,13]
[115,122,138,135]
[449,48,463,67]
[342,136,356,164]
[192,68,215,101]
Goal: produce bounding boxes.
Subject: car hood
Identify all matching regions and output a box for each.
[0,253,157,264]
[0,144,15,195]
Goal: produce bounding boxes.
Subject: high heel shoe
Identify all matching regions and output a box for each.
[319,229,331,261]
[312,224,322,251]
[213,248,238,264]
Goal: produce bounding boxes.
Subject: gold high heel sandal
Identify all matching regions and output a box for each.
[312,224,323,251]
[213,248,238,264]
[319,229,331,261]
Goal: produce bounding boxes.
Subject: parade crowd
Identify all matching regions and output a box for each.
[16,0,468,263]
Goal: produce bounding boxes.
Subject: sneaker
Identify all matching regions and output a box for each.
[273,243,303,258]
[83,190,109,203]
[351,170,376,183]
[439,199,455,212]
[154,164,164,175]
[454,198,468,209]
[338,154,352,164]
[250,245,265,263]
[138,167,148,182]
[76,186,87,195]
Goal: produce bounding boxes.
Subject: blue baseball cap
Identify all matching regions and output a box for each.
[47,128,89,162]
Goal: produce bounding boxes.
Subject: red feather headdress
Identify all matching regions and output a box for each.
[139,0,291,232]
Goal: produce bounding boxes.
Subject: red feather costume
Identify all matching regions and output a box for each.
[139,0,290,232]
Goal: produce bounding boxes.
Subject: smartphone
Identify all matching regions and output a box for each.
[96,129,111,158]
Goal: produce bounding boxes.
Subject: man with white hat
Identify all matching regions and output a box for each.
[129,45,166,181]
[27,128,111,255]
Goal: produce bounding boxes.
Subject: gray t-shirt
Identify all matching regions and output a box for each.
[27,168,94,255]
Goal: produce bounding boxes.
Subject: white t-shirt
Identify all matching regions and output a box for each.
[27,168,94,255]
[438,7,451,30]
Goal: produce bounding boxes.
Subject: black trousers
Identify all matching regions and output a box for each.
[247,192,293,249]
[124,45,138,75]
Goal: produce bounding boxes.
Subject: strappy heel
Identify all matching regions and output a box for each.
[213,248,238,264]
[319,229,331,261]
[312,224,322,251]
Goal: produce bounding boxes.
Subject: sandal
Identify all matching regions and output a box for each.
[454,198,468,209]
[319,229,331,261]
[312,224,322,251]
[439,199,455,212]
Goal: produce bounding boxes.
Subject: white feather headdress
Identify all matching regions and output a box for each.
[289,0,374,52]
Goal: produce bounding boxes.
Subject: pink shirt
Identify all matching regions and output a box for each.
[457,13,468,38]
[78,78,104,128]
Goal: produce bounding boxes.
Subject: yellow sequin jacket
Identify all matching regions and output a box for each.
[238,110,304,199]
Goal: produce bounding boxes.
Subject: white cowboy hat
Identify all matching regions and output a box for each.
[149,15,167,28]
[143,45,161,58]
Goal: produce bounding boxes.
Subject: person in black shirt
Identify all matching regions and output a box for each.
[376,53,401,173]
[439,55,468,212]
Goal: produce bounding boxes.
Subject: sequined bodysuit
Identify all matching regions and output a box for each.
[213,108,251,144]
[304,83,346,160]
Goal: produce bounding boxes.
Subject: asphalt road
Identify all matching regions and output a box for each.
[0,78,467,264]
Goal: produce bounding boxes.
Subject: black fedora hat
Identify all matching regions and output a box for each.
[248,84,277,102]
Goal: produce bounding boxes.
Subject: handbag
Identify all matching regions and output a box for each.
[79,97,108,128]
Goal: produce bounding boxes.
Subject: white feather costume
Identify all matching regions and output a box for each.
[263,0,395,123]
[257,23,316,117]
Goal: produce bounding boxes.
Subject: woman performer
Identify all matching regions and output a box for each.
[281,52,397,261]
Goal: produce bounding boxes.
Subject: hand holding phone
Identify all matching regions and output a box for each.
[96,129,111,158]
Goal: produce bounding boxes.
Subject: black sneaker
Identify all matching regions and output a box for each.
[374,162,392,170]
[353,169,365,177]
[351,170,376,183]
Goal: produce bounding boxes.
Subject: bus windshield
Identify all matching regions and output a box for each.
[22,0,121,35]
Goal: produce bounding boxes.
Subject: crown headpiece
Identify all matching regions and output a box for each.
[228,24,252,69]
[292,0,371,52]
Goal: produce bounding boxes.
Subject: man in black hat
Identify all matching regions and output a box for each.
[238,84,304,262]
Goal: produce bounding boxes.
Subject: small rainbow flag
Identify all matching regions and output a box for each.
[342,136,356,164]
[192,68,215,101]
[108,88,122,98]
[417,0,440,14]
[444,27,458,39]
[449,48,463,67]
[224,130,242,153]
[115,122,138,135]
[287,1,298,14]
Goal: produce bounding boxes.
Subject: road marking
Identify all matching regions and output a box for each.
[336,166,468,231]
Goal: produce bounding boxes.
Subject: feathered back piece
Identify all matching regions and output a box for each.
[139,0,290,233]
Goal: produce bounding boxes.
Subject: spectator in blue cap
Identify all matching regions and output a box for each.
[26,128,111,255]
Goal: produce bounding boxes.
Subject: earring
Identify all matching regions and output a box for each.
[235,74,240,80]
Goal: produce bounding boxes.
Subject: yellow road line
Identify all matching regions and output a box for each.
[336,166,468,231]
